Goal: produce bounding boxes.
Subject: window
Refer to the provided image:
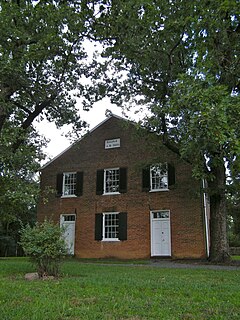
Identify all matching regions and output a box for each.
[104,168,120,194]
[152,210,170,219]
[96,168,127,195]
[56,172,84,197]
[95,212,127,241]
[150,163,168,191]
[61,214,76,222]
[142,163,175,192]
[63,172,77,196]
[103,212,119,241]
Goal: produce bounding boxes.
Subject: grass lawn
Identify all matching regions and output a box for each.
[232,255,240,261]
[0,258,239,320]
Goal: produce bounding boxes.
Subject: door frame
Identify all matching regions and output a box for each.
[150,210,171,257]
[60,214,76,255]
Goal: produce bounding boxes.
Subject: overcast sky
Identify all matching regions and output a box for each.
[35,41,150,164]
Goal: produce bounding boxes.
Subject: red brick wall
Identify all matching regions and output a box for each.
[38,116,207,259]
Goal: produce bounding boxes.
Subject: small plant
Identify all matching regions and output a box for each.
[19,219,67,277]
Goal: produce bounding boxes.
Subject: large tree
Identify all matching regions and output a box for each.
[0,0,98,247]
[92,0,240,262]
[0,0,96,145]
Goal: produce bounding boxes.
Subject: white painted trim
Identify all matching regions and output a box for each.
[149,189,169,192]
[150,163,169,192]
[62,172,77,197]
[61,195,77,198]
[102,212,120,241]
[60,214,76,255]
[60,213,76,223]
[103,167,120,195]
[103,192,120,196]
[40,114,127,170]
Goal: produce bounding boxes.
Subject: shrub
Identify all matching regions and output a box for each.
[229,233,240,247]
[19,219,67,277]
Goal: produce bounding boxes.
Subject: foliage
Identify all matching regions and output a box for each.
[227,174,240,246]
[0,0,93,139]
[91,0,240,262]
[0,258,240,319]
[0,203,36,257]
[168,76,240,181]
[0,127,43,256]
[0,138,40,256]
[19,220,67,277]
[0,0,98,250]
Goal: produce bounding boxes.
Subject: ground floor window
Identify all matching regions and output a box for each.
[95,212,127,241]
[103,212,119,241]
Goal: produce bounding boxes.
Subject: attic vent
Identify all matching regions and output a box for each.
[105,138,120,149]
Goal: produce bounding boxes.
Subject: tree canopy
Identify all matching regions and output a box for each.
[0,0,239,262]
[0,0,97,246]
[91,0,240,261]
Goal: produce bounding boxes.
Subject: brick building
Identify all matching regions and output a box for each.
[38,115,210,259]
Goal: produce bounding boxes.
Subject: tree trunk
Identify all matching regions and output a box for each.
[208,162,230,262]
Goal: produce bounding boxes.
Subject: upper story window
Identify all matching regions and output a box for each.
[150,164,168,191]
[63,172,77,196]
[104,168,120,194]
[142,163,175,192]
[56,172,83,198]
[96,167,127,195]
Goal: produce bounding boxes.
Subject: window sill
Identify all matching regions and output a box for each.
[102,239,120,242]
[61,195,77,198]
[149,189,169,192]
[103,192,121,196]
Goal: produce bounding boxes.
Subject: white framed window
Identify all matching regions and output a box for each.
[62,172,77,197]
[104,168,120,194]
[61,214,76,222]
[103,212,119,241]
[150,163,168,191]
[152,210,170,219]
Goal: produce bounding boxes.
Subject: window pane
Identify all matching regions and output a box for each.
[63,173,76,195]
[153,211,169,219]
[105,169,120,193]
[151,164,168,190]
[63,215,76,221]
[104,213,119,239]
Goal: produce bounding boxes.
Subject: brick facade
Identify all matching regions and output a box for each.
[38,115,208,259]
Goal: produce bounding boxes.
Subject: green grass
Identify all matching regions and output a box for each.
[232,255,240,261]
[0,258,239,320]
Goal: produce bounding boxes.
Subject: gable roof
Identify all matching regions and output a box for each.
[41,114,128,170]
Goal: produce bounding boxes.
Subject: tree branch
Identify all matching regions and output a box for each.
[21,95,57,131]
[12,94,57,151]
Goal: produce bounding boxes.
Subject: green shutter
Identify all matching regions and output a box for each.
[95,213,103,240]
[118,212,127,241]
[56,173,63,197]
[75,172,83,196]
[119,167,127,193]
[96,170,104,195]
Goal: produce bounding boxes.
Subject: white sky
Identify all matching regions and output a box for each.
[37,97,148,165]
[35,41,151,164]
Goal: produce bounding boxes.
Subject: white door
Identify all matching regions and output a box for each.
[60,215,76,255]
[151,210,171,256]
